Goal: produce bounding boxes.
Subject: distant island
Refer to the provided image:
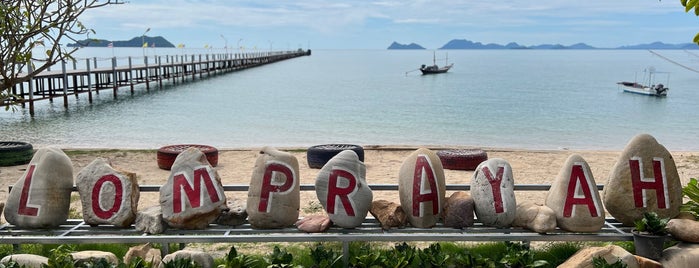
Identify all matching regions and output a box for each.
[388,39,699,50]
[67,36,175,48]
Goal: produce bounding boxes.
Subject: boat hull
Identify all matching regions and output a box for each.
[420,64,453,75]
[617,82,668,97]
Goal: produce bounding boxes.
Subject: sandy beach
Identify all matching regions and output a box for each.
[2,146,699,222]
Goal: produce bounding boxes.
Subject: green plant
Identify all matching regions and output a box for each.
[633,212,669,236]
[681,178,699,218]
[0,259,24,268]
[308,244,342,268]
[218,246,259,268]
[592,256,628,268]
[264,246,294,268]
[498,242,548,268]
[42,245,76,268]
[161,258,199,268]
[125,257,154,268]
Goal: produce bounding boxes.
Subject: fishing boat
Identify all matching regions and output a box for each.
[420,51,453,74]
[617,67,669,97]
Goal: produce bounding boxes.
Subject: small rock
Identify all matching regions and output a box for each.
[159,250,214,268]
[215,199,247,226]
[123,243,162,267]
[370,200,407,230]
[558,245,639,268]
[135,205,165,234]
[471,158,516,227]
[634,255,662,268]
[0,254,48,268]
[247,147,300,228]
[442,191,474,228]
[667,218,699,243]
[661,243,699,268]
[398,148,446,228]
[295,214,332,232]
[71,251,119,267]
[315,150,372,228]
[4,147,73,228]
[512,201,557,233]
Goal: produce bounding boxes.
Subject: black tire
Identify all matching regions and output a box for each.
[157,144,219,170]
[307,144,364,169]
[436,149,488,171]
[0,141,34,167]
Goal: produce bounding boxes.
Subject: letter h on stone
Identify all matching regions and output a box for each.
[629,157,669,209]
[412,155,440,217]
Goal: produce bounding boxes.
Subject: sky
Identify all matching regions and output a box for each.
[81,0,699,50]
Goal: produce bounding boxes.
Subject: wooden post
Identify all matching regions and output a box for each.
[144,56,150,91]
[86,59,93,103]
[27,62,35,117]
[128,57,134,93]
[62,60,68,108]
[112,57,118,99]
[158,56,163,88]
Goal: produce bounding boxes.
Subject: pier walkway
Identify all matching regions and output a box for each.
[2,49,311,116]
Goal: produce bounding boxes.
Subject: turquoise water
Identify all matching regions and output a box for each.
[1,49,698,150]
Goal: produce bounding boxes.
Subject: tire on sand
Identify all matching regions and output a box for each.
[157,144,218,170]
[0,141,34,167]
[307,144,364,169]
[436,149,488,171]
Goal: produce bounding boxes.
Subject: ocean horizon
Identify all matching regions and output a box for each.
[1,48,698,151]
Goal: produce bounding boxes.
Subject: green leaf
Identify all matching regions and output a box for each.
[684,0,690,7]
[688,0,699,13]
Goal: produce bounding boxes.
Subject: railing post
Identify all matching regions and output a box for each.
[144,56,150,91]
[86,58,93,103]
[128,57,134,93]
[112,57,118,98]
[62,60,69,108]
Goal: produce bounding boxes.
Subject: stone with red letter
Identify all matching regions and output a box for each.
[315,150,372,228]
[546,154,604,232]
[159,147,226,229]
[4,147,73,228]
[76,158,140,227]
[398,148,446,228]
[602,134,682,226]
[471,158,516,227]
[247,147,300,228]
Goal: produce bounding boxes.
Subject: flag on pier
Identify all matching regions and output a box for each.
[177,43,185,48]
[107,42,113,48]
[143,42,148,48]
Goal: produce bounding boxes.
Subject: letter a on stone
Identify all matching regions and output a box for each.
[398,148,445,228]
[546,154,604,232]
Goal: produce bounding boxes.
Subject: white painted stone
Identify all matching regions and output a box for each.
[160,147,227,229]
[247,146,300,228]
[315,150,372,228]
[76,158,139,227]
[398,148,446,228]
[4,147,73,228]
[546,154,605,232]
[603,134,682,226]
[471,158,516,227]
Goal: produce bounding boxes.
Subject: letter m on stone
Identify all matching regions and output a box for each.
[172,166,221,213]
[629,156,669,209]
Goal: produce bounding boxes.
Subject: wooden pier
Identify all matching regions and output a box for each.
[3,49,311,116]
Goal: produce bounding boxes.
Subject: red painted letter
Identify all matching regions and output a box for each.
[481,166,505,213]
[172,166,222,213]
[92,174,124,219]
[412,155,440,217]
[563,164,600,217]
[629,157,669,209]
[18,165,39,216]
[326,169,357,216]
[259,162,295,213]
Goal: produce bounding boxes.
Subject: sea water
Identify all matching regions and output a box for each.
[1,49,698,150]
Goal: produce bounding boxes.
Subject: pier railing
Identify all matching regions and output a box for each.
[3,49,311,116]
